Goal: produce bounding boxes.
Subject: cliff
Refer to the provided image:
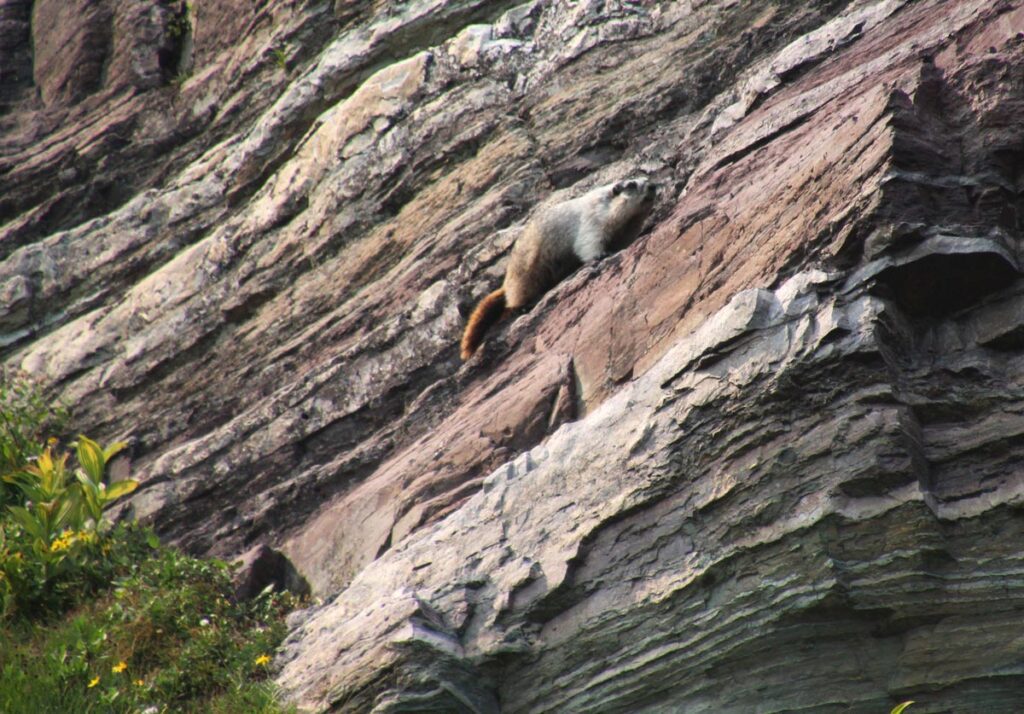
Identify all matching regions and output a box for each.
[2,0,1023,711]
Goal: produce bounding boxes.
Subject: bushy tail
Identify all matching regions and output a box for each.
[461,288,507,360]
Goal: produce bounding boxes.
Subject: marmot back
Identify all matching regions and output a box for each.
[461,177,657,360]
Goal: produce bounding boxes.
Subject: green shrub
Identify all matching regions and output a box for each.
[0,520,154,623]
[0,536,298,713]
[1,436,140,620]
[0,370,68,509]
[0,373,298,713]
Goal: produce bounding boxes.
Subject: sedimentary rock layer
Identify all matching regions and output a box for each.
[2,0,1023,711]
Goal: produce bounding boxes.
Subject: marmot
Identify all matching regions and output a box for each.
[460,177,657,360]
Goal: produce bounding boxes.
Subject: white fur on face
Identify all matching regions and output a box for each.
[572,178,652,261]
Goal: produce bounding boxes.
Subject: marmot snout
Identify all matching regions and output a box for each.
[461,177,657,360]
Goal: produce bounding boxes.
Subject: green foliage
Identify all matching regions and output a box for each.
[270,46,288,71]
[891,703,914,714]
[0,520,152,623]
[0,372,139,620]
[0,536,298,713]
[5,448,78,541]
[1,435,139,620]
[168,1,193,40]
[0,370,69,508]
[74,436,134,526]
[0,371,297,712]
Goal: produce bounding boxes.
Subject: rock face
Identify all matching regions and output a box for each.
[3,0,1024,712]
[232,543,310,601]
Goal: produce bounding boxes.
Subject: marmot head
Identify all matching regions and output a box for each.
[603,177,657,225]
[587,176,658,244]
[611,177,657,205]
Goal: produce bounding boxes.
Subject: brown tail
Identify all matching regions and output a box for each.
[461,288,507,360]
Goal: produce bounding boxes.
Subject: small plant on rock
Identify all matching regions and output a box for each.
[168,1,193,40]
[270,45,288,71]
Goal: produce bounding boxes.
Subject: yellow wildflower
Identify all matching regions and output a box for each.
[112,661,128,673]
[50,537,70,552]
[134,679,145,687]
[254,654,271,667]
[88,676,100,688]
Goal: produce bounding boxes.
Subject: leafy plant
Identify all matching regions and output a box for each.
[74,436,135,527]
[0,374,300,712]
[891,702,914,714]
[5,448,78,548]
[0,370,68,508]
[1,437,138,620]
[3,437,136,542]
[269,46,288,71]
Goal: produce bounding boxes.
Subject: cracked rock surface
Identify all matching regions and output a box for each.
[2,0,1023,711]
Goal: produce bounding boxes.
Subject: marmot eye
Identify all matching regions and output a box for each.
[612,184,623,196]
[625,180,637,191]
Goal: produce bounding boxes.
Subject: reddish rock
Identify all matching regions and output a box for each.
[31,0,113,106]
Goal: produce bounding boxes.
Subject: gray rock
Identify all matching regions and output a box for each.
[232,543,310,601]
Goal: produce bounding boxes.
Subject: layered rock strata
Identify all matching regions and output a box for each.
[2,0,1023,711]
